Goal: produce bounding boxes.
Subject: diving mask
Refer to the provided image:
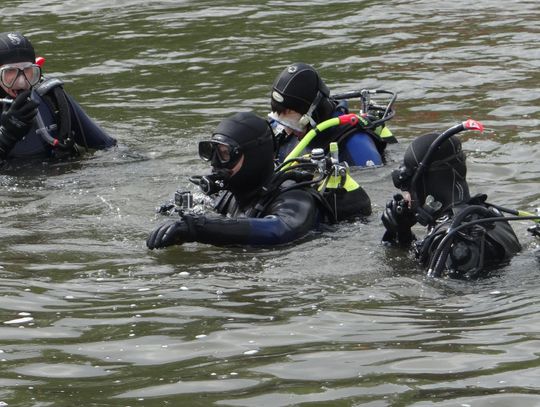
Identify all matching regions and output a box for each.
[199,138,242,169]
[0,63,41,88]
[267,111,306,136]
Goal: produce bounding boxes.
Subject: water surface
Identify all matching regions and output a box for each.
[0,0,539,406]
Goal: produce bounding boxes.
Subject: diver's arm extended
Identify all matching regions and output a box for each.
[146,189,319,248]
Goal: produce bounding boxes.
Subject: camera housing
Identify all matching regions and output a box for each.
[174,191,194,211]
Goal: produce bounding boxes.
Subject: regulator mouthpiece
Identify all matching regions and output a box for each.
[189,173,227,196]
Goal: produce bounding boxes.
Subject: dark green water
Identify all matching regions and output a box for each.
[0,1,539,406]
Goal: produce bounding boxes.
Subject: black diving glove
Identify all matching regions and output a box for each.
[381,193,417,246]
[146,215,197,249]
[0,90,39,157]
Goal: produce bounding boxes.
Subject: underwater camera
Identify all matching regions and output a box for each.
[174,190,193,212]
[157,190,194,215]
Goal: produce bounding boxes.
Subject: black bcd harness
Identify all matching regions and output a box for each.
[34,78,77,152]
[213,169,338,223]
[416,196,514,279]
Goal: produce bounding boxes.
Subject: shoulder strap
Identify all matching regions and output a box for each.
[36,78,64,97]
[35,78,74,151]
[213,190,238,216]
[246,169,314,218]
[307,187,338,223]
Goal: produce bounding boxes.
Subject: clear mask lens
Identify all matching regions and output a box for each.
[267,111,306,134]
[271,123,287,137]
[0,64,41,88]
[198,140,240,168]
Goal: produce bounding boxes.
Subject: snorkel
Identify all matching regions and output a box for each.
[27,56,56,145]
[408,119,484,223]
[35,56,45,68]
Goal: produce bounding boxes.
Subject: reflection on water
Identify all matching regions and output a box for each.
[0,0,538,405]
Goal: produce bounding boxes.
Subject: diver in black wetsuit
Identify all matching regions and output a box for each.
[381,122,522,279]
[269,62,397,167]
[146,111,339,249]
[0,32,116,164]
[269,62,400,217]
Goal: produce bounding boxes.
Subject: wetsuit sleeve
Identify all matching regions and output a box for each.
[191,189,319,246]
[66,94,117,149]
